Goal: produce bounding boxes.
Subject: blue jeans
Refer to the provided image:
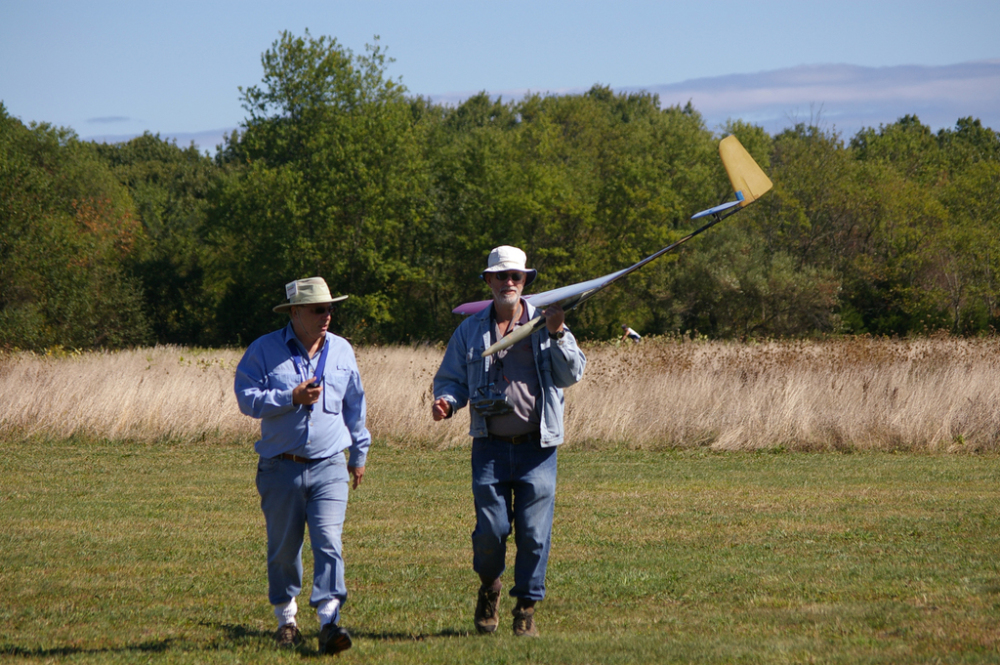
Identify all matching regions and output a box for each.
[256,454,350,622]
[471,437,558,601]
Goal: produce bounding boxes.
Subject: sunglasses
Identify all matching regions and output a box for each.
[304,305,334,315]
[490,271,526,283]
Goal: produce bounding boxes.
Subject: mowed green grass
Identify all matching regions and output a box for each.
[2,437,999,664]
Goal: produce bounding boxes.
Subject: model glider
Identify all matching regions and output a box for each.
[455,135,773,357]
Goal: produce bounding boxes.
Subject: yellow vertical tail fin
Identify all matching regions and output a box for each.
[719,135,773,206]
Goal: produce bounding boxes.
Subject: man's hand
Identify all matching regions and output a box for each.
[292,379,323,406]
[543,303,566,334]
[432,397,452,421]
[349,466,365,489]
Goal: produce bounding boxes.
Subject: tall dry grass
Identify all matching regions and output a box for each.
[569,335,1000,451]
[0,346,255,442]
[1,336,998,451]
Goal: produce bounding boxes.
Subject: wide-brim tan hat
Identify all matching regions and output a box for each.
[480,245,537,286]
[273,277,348,313]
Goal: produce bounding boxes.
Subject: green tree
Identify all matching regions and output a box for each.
[94,133,221,345]
[0,105,150,349]
[937,117,1000,174]
[846,115,1000,334]
[670,225,840,338]
[757,121,940,335]
[934,160,1000,331]
[417,93,523,338]
[851,114,944,185]
[210,30,432,345]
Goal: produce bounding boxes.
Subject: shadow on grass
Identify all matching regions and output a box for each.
[352,627,471,641]
[1,638,178,658]
[207,621,470,642]
[202,621,472,657]
[2,624,282,660]
[210,622,273,641]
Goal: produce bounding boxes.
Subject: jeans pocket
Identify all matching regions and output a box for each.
[257,455,279,474]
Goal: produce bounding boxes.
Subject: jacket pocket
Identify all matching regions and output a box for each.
[465,347,487,393]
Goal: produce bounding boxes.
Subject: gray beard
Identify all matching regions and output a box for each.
[495,292,519,308]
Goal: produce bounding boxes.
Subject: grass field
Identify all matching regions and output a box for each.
[2,435,999,663]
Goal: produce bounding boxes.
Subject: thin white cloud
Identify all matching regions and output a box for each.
[86,61,1000,152]
[640,61,1000,135]
[87,116,132,124]
[430,61,1000,138]
[85,128,233,155]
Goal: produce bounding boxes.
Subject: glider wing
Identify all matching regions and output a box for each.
[454,135,772,357]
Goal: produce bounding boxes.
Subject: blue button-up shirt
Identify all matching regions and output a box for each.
[235,324,371,467]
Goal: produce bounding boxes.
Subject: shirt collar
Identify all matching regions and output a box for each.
[490,298,530,324]
[283,322,327,355]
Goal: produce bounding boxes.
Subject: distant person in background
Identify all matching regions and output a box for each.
[234,277,370,655]
[621,324,641,342]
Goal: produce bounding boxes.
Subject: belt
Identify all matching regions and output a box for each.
[487,432,540,445]
[277,452,329,464]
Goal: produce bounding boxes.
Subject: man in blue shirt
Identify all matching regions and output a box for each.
[235,277,370,655]
[432,246,587,637]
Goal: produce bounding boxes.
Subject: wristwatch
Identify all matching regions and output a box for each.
[552,329,565,340]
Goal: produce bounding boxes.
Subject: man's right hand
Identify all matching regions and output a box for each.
[292,379,323,406]
[432,397,452,421]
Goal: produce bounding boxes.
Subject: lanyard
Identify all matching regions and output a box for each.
[287,336,330,386]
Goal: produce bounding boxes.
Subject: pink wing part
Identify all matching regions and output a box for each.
[451,299,491,315]
[452,295,539,315]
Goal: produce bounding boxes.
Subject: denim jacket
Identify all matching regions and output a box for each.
[433,300,586,446]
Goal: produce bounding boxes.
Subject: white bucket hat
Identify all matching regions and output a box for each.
[273,277,348,313]
[480,245,537,286]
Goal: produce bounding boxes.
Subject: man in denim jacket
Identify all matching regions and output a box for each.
[433,246,587,637]
[235,277,369,655]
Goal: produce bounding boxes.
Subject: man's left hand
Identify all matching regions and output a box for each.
[349,466,365,489]
[543,303,565,334]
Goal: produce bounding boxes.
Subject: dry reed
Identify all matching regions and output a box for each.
[1,336,998,451]
[569,335,1000,451]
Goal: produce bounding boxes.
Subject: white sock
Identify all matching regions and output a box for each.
[317,598,341,627]
[274,598,298,627]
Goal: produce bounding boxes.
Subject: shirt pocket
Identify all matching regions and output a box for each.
[322,368,351,415]
[266,369,300,391]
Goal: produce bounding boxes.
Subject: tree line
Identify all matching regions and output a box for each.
[2,30,999,351]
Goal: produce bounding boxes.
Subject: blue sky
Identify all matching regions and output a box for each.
[2,0,998,151]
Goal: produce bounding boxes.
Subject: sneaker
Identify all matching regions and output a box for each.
[474,584,502,634]
[318,622,352,655]
[512,605,539,637]
[274,622,302,648]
